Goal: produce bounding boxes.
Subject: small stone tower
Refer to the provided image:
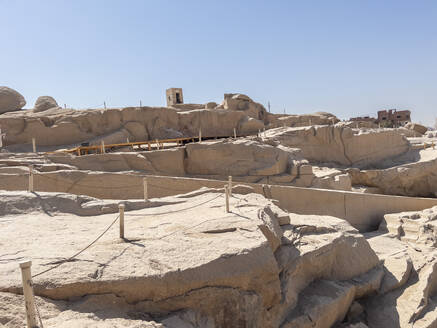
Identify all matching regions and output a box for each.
[166,88,184,106]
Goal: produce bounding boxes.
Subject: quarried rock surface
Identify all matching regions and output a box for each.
[0,189,381,327]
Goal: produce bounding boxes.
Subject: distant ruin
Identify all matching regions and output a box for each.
[166,87,184,106]
[350,108,412,127]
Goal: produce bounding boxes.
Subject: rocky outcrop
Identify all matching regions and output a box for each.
[263,125,410,168]
[0,86,26,114]
[223,93,268,123]
[0,105,265,148]
[362,207,437,327]
[34,96,59,112]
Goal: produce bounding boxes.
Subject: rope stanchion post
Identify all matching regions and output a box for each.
[119,204,125,239]
[32,138,36,153]
[28,165,34,192]
[228,176,232,197]
[155,139,159,150]
[224,185,230,213]
[19,261,39,328]
[143,178,148,201]
[199,129,202,143]
[101,141,105,154]
[233,128,237,139]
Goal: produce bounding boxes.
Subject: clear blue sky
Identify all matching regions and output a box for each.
[1,0,436,124]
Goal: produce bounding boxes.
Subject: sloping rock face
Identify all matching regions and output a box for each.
[0,86,26,114]
[349,149,437,197]
[34,96,59,112]
[263,126,410,168]
[0,190,381,327]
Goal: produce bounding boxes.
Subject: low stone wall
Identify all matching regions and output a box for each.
[1,172,437,231]
[143,175,437,231]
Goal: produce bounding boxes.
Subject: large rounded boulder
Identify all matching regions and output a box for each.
[0,86,26,114]
[34,96,58,112]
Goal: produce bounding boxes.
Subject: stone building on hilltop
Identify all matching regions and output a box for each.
[377,109,411,126]
[166,88,184,106]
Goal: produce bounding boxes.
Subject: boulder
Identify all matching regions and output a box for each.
[405,122,428,135]
[34,96,58,112]
[223,93,268,123]
[0,86,26,114]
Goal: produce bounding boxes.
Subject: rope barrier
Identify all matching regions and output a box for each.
[34,299,44,328]
[146,182,207,193]
[32,214,120,278]
[125,192,223,217]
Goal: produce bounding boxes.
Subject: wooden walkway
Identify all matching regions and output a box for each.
[53,135,238,156]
